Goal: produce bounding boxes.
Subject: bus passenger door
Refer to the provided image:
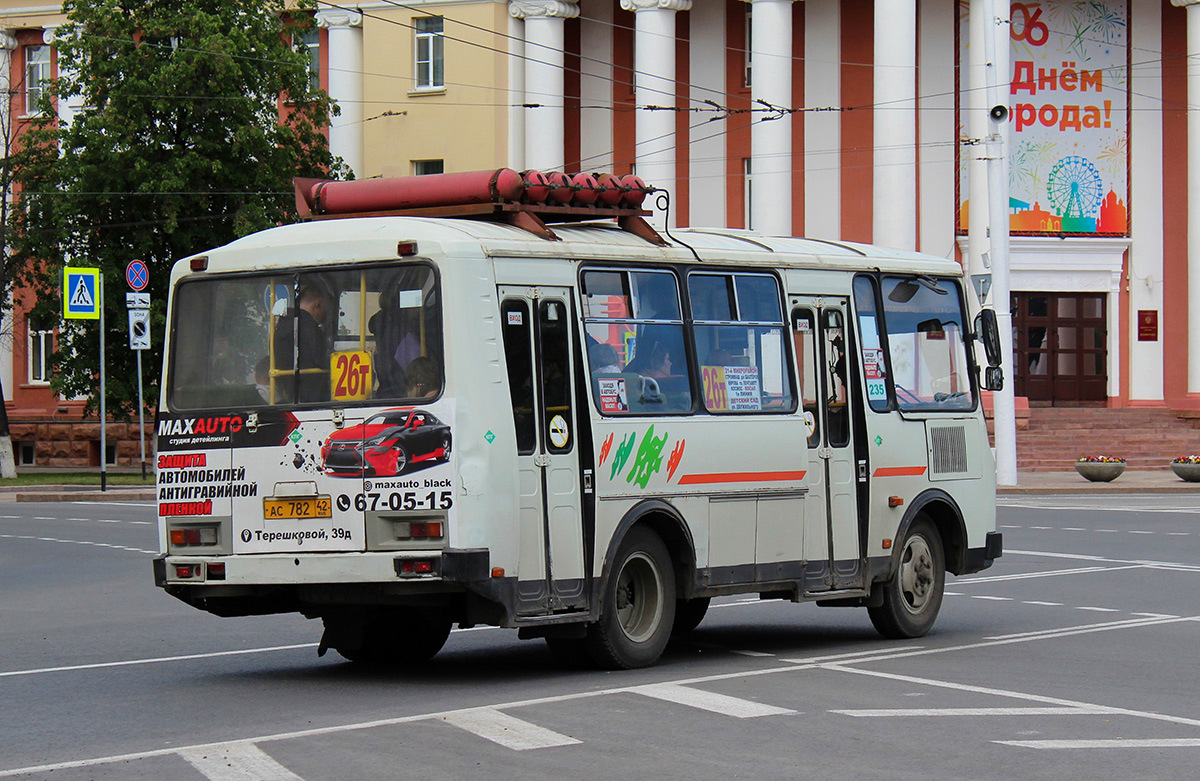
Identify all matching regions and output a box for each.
[499,287,587,615]
[792,298,862,590]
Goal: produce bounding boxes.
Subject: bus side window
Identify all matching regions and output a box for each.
[501,299,537,454]
[822,309,850,447]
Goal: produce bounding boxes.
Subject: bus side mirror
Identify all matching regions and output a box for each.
[982,366,1004,391]
[974,309,1002,367]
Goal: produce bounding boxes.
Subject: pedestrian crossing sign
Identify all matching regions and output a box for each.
[63,267,101,320]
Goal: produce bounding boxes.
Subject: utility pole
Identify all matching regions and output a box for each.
[981,0,1017,486]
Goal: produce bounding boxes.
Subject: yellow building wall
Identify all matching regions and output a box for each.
[363,1,510,178]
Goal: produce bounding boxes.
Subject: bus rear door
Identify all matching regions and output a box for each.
[792,296,863,591]
[499,287,587,614]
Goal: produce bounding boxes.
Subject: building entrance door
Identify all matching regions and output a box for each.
[1010,292,1107,404]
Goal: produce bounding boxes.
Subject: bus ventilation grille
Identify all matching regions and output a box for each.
[929,425,968,475]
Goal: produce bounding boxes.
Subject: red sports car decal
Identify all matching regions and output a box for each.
[321,409,452,477]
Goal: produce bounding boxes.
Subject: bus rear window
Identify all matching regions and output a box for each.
[168,264,442,410]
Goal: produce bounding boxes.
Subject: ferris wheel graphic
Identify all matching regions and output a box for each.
[1046,155,1104,219]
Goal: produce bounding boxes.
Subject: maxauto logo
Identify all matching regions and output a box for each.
[157,416,244,436]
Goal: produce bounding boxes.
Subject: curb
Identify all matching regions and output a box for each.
[13,490,156,503]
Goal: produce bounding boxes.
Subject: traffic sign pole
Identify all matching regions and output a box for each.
[99,274,106,493]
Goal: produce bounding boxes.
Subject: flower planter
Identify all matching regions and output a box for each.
[1170,462,1200,483]
[1074,461,1125,482]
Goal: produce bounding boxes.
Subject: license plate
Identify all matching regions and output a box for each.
[263,496,332,520]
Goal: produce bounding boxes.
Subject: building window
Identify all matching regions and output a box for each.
[28,315,53,385]
[413,159,444,176]
[296,26,320,90]
[25,44,51,115]
[414,16,444,89]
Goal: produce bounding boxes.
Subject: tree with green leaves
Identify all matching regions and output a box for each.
[12,0,344,424]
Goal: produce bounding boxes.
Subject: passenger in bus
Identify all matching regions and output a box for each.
[627,339,673,378]
[405,355,439,398]
[370,292,424,396]
[589,342,622,374]
[274,285,331,402]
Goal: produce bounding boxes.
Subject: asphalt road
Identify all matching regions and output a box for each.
[2,495,1199,780]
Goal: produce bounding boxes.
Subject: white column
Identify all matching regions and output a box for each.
[749,0,793,237]
[872,0,916,250]
[803,0,840,241]
[1130,0,1163,401]
[579,1,614,171]
[688,0,727,226]
[917,0,955,258]
[966,0,1009,298]
[511,0,579,172]
[508,13,526,170]
[622,0,691,228]
[1173,0,1200,395]
[317,9,363,178]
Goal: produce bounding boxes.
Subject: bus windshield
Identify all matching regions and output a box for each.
[875,276,974,411]
[168,263,442,410]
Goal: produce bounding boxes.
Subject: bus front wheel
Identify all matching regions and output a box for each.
[586,527,676,669]
[867,515,945,639]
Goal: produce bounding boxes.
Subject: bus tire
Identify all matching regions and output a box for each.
[333,608,451,664]
[672,597,710,635]
[585,527,676,669]
[867,515,945,639]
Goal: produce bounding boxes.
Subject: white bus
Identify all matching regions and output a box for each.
[154,171,1004,669]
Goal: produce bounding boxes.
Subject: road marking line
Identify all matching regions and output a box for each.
[834,706,1117,718]
[97,519,122,524]
[955,565,1141,584]
[180,743,304,781]
[970,596,1013,601]
[633,683,795,718]
[1022,601,1064,606]
[997,738,1200,750]
[1062,527,1085,531]
[822,662,1200,729]
[0,644,318,678]
[1075,606,1120,612]
[1,617,1190,778]
[1128,530,1154,535]
[1009,549,1200,572]
[33,516,55,520]
[0,533,155,556]
[1132,612,1180,618]
[985,616,1176,641]
[442,709,581,751]
[731,650,776,657]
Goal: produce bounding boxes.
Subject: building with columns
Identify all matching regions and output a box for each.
[0,0,1196,466]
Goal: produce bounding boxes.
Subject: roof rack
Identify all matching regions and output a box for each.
[293,169,668,246]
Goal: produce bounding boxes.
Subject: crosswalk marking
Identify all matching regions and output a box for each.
[442,709,581,751]
[179,743,304,781]
[834,706,1117,718]
[998,738,1200,750]
[633,683,795,718]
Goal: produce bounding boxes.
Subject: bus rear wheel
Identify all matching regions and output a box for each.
[868,515,945,639]
[585,527,676,669]
[327,607,451,665]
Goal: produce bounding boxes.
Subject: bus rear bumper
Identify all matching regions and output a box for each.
[961,531,1003,574]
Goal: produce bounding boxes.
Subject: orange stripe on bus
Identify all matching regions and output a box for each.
[677,470,807,485]
[873,466,927,477]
